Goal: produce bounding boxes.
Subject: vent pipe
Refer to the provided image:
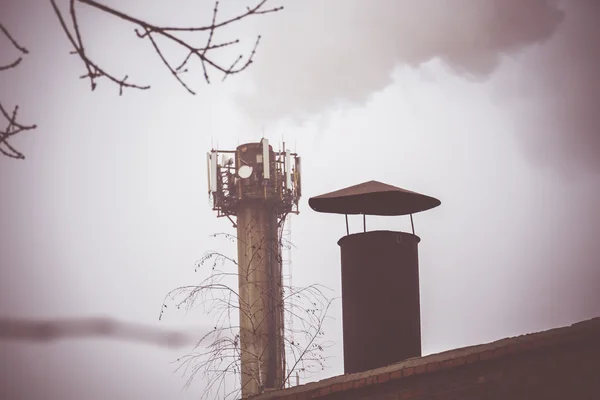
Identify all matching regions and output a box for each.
[309,180,440,374]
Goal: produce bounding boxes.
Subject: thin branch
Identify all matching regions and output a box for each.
[78,0,282,33]
[139,27,196,95]
[0,103,37,160]
[3,1,281,160]
[51,0,283,94]
[0,57,23,71]
[282,300,333,388]
[0,24,29,54]
[0,24,36,159]
[49,0,150,94]
[161,230,334,399]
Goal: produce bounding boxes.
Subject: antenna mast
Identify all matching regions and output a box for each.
[207,140,302,397]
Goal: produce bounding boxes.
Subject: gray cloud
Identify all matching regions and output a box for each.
[237,0,563,119]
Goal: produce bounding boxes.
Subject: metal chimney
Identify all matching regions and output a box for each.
[309,180,440,374]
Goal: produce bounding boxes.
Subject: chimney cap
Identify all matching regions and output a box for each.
[309,180,440,216]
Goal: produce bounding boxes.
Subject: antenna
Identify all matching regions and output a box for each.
[210,151,218,192]
[295,157,302,197]
[238,165,253,179]
[206,152,212,196]
[262,138,270,180]
[285,149,292,190]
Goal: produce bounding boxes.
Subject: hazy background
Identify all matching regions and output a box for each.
[1,0,599,399]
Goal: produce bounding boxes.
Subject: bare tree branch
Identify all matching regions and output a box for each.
[2,1,281,160]
[0,57,23,72]
[50,0,283,95]
[49,0,151,94]
[0,102,37,160]
[282,300,333,388]
[0,316,198,348]
[161,229,335,399]
[0,24,36,159]
[0,23,29,58]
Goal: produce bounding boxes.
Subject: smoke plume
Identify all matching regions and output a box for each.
[237,0,600,173]
[237,0,563,117]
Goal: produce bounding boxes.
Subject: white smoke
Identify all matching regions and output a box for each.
[237,0,600,173]
[236,0,563,119]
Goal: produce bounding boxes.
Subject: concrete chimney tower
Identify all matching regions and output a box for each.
[309,180,440,374]
[207,140,301,396]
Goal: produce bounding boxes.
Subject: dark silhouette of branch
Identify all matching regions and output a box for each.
[282,299,333,389]
[49,0,151,95]
[0,104,37,160]
[0,316,197,348]
[1,1,281,160]
[50,0,283,95]
[0,23,29,71]
[0,24,36,159]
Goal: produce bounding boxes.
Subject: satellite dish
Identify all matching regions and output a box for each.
[238,165,253,179]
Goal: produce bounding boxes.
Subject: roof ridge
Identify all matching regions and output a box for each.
[248,316,600,399]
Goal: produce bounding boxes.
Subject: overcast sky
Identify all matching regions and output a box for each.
[1,0,599,399]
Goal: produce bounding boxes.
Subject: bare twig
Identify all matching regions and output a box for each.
[0,24,36,159]
[2,1,281,160]
[0,57,23,71]
[0,103,37,159]
[49,0,151,94]
[282,300,333,388]
[51,0,283,94]
[0,23,29,55]
[161,228,334,399]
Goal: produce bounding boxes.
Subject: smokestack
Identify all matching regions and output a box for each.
[309,180,440,373]
[207,142,302,396]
